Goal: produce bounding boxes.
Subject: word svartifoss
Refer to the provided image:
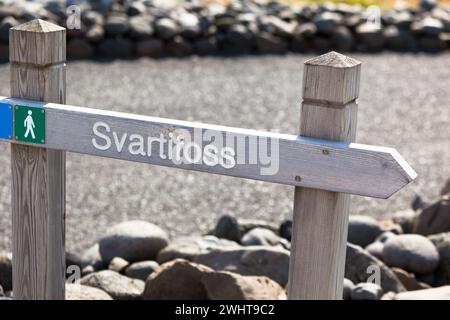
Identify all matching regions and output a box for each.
[91,122,279,175]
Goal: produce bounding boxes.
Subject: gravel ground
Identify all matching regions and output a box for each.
[0,53,449,254]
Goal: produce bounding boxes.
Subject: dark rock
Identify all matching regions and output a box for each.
[104,15,130,36]
[312,36,332,53]
[345,243,405,293]
[84,24,105,43]
[155,17,179,40]
[260,15,296,38]
[428,232,450,286]
[255,32,288,53]
[125,260,159,281]
[0,16,19,43]
[136,38,163,57]
[279,220,292,241]
[194,246,290,286]
[415,194,450,235]
[348,215,383,247]
[343,278,355,300]
[80,270,144,300]
[194,37,218,55]
[412,194,429,210]
[355,23,385,52]
[129,16,154,39]
[0,44,8,62]
[223,24,253,53]
[82,11,105,27]
[165,36,193,57]
[213,215,241,242]
[126,1,147,17]
[417,36,446,52]
[383,25,416,51]
[412,17,444,36]
[98,38,133,57]
[331,26,354,52]
[157,236,239,264]
[176,11,201,39]
[383,234,440,274]
[0,254,12,291]
[66,283,113,300]
[295,23,317,39]
[67,38,95,59]
[313,12,343,35]
[420,0,438,11]
[392,209,417,234]
[351,282,383,300]
[99,220,169,264]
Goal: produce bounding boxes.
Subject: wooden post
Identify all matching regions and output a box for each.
[10,19,66,300]
[288,52,361,300]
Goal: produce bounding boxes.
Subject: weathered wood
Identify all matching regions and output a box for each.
[10,19,66,300]
[0,96,416,199]
[288,51,360,300]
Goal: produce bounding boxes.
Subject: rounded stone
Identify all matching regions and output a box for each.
[348,215,383,247]
[99,220,169,264]
[382,234,440,275]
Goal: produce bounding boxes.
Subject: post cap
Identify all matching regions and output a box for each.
[302,51,361,105]
[10,19,66,66]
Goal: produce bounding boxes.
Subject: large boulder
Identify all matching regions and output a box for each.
[428,232,450,285]
[0,254,12,291]
[345,243,405,293]
[80,270,144,300]
[414,194,450,236]
[99,221,169,264]
[194,246,290,286]
[142,259,286,300]
[157,236,239,264]
[382,234,440,275]
[65,283,113,300]
[347,215,383,247]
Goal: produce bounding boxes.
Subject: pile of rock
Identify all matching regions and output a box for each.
[0,178,449,300]
[0,0,449,61]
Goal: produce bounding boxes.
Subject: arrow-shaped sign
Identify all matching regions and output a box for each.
[0,96,416,199]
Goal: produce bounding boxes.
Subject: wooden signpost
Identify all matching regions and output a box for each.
[1,20,417,300]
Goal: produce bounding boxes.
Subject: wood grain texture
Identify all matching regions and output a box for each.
[0,96,416,199]
[10,19,66,300]
[303,51,361,105]
[288,52,360,300]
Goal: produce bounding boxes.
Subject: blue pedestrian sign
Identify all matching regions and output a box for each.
[0,103,13,140]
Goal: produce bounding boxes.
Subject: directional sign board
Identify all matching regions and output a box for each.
[0,96,417,199]
[14,105,46,144]
[0,103,13,140]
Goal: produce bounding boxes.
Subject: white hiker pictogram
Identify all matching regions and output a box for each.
[24,110,36,139]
